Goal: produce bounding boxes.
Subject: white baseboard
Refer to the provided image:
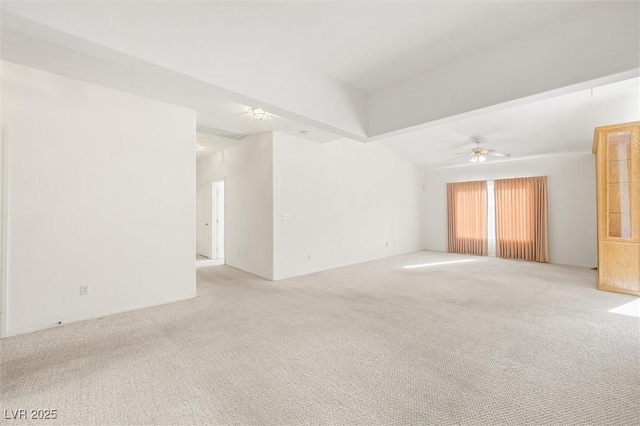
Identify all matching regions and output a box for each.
[3,292,198,339]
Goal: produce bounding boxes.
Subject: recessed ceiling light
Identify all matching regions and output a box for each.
[250,107,268,120]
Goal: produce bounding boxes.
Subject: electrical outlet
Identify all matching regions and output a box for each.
[80,285,90,296]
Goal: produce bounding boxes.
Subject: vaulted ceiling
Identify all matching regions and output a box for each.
[381,78,639,168]
[3,1,639,162]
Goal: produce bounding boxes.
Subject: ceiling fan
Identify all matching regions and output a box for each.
[453,138,511,163]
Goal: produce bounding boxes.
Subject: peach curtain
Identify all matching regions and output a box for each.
[447,181,488,256]
[495,176,549,263]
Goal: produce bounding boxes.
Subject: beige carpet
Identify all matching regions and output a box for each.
[1,251,639,425]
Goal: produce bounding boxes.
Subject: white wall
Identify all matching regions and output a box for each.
[272,133,423,280]
[196,134,274,279]
[197,132,423,281]
[422,153,596,267]
[196,153,224,186]
[3,61,196,336]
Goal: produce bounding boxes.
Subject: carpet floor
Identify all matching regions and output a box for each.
[1,251,639,425]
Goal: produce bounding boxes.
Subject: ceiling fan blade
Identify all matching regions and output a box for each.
[451,155,470,161]
[451,140,476,150]
[486,150,511,157]
[453,152,470,155]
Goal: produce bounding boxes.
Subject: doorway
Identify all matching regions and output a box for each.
[196,180,225,264]
[213,180,225,260]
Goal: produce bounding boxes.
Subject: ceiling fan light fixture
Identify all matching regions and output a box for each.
[251,107,268,120]
[470,152,486,163]
[451,137,511,164]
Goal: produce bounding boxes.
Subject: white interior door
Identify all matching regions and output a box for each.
[196,183,213,259]
[213,181,225,259]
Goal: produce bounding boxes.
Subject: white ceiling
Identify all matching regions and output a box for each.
[195,133,240,160]
[2,1,639,162]
[293,2,581,93]
[0,1,619,93]
[1,16,344,145]
[380,77,640,169]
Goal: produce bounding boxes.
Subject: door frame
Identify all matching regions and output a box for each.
[212,178,226,262]
[196,181,214,259]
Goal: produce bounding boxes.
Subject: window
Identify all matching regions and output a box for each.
[447,181,488,256]
[447,177,549,262]
[494,177,549,263]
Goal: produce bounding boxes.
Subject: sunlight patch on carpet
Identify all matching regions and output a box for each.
[403,259,477,269]
[608,298,640,318]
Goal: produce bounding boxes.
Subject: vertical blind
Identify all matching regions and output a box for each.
[447,181,488,256]
[495,176,549,263]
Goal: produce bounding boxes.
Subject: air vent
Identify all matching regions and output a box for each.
[196,123,248,141]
